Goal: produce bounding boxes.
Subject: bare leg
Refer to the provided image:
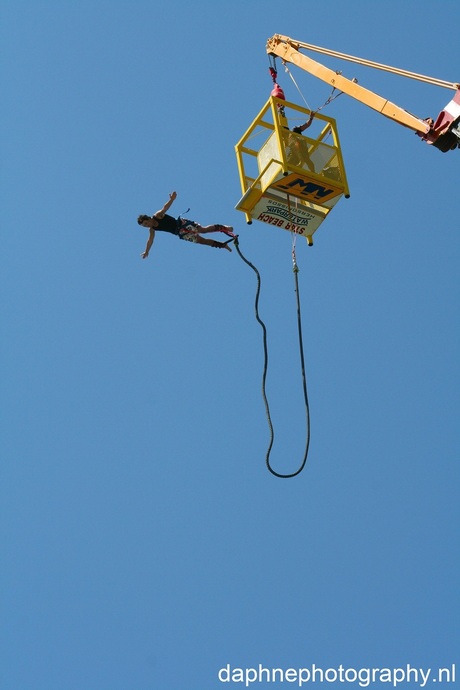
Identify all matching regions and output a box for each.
[194,223,234,236]
[196,235,232,252]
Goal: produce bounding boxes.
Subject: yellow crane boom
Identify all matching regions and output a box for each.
[266,35,460,152]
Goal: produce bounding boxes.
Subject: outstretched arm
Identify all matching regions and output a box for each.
[154,191,177,219]
[141,229,155,259]
[292,114,314,134]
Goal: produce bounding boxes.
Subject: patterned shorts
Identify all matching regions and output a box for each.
[178,218,199,242]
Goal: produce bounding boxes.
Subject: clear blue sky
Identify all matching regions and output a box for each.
[1,1,459,688]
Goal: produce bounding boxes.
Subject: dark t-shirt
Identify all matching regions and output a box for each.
[155,213,180,235]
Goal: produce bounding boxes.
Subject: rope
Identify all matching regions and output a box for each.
[284,63,312,110]
[234,235,310,478]
[283,61,343,117]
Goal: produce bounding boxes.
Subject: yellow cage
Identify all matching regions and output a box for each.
[235,96,350,245]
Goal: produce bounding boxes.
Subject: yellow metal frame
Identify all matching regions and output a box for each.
[235,96,350,245]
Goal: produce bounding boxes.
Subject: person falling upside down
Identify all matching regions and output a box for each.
[137,191,235,259]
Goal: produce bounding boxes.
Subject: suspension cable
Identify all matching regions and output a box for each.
[284,63,312,110]
[234,235,310,478]
[283,62,343,117]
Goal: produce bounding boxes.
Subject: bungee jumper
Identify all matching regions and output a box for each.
[137,191,235,259]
